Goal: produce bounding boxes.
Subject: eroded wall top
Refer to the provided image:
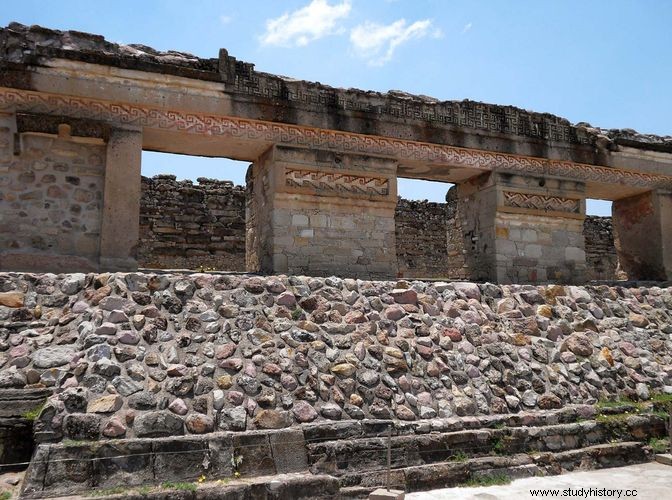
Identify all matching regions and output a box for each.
[2,22,671,165]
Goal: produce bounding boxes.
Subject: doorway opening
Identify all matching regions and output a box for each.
[395,178,462,279]
[584,198,622,280]
[138,152,249,272]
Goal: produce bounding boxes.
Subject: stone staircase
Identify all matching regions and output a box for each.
[302,405,668,498]
[15,403,669,499]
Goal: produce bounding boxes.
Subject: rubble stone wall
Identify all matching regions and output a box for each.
[0,272,670,444]
[584,216,621,281]
[0,133,106,272]
[138,176,246,271]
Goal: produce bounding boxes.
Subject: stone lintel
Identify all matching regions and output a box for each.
[15,112,111,140]
[99,127,142,271]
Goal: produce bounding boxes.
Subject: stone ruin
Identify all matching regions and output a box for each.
[0,22,671,499]
[136,175,622,281]
[1,22,671,282]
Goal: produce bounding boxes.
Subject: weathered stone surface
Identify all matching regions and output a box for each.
[32,346,75,369]
[185,414,214,434]
[134,411,184,437]
[87,395,122,413]
[134,177,629,282]
[293,401,318,423]
[0,292,24,308]
[1,271,671,444]
[254,409,292,429]
[561,333,594,357]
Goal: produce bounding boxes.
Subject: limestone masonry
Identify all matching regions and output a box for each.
[138,175,620,281]
[1,22,671,281]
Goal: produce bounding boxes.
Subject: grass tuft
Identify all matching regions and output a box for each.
[22,402,45,421]
[162,482,197,492]
[649,437,670,454]
[462,472,512,487]
[450,451,468,462]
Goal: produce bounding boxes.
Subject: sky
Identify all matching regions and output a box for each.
[3,0,671,216]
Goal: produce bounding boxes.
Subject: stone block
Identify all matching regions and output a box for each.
[153,437,209,482]
[498,239,517,256]
[565,247,585,262]
[310,214,328,227]
[369,488,406,499]
[291,214,309,226]
[524,244,543,259]
[269,428,308,473]
[521,229,538,242]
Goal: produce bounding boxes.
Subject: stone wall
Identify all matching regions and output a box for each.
[584,216,621,281]
[137,176,620,281]
[138,175,246,271]
[1,272,671,445]
[395,198,468,280]
[0,132,106,272]
[246,147,399,280]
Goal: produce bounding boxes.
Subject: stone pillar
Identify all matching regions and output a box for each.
[613,190,672,280]
[457,172,586,284]
[246,146,398,279]
[99,127,143,271]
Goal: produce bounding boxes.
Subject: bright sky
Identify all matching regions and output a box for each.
[3,0,671,215]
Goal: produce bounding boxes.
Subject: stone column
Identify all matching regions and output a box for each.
[246,146,398,279]
[613,190,672,280]
[99,127,143,271]
[457,172,586,284]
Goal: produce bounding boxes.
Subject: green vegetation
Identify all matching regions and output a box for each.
[596,396,641,410]
[0,491,12,500]
[492,438,506,455]
[85,486,128,497]
[649,437,670,454]
[450,451,468,462]
[291,308,302,320]
[162,482,197,492]
[651,393,672,405]
[22,402,45,421]
[136,486,152,496]
[231,452,244,478]
[596,393,672,416]
[492,436,515,455]
[462,472,512,487]
[61,439,87,447]
[596,413,629,436]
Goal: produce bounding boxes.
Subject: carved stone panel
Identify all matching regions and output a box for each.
[285,169,390,197]
[502,191,581,214]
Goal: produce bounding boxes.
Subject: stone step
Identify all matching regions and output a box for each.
[45,472,340,500]
[302,405,597,445]
[307,414,666,476]
[337,441,653,498]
